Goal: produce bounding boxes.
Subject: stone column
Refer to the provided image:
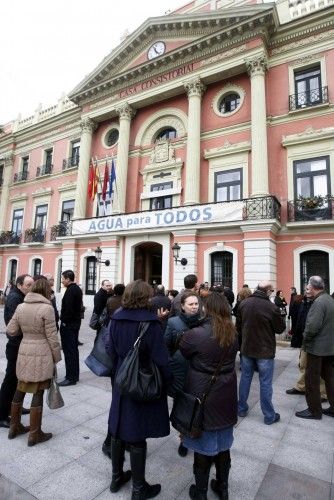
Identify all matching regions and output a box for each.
[114,103,136,213]
[184,78,206,205]
[0,153,14,231]
[73,117,96,219]
[246,54,269,197]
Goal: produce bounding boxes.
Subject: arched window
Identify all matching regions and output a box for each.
[300,250,329,292]
[155,127,177,141]
[211,251,233,288]
[32,258,42,277]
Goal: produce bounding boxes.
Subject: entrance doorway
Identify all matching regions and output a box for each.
[300,250,329,292]
[211,251,233,288]
[134,242,162,285]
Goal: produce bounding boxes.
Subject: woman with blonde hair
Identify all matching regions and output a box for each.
[6,278,61,446]
[179,292,238,499]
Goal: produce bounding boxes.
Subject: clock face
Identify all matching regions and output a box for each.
[147,41,166,60]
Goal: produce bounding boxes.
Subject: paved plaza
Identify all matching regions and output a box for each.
[0,306,333,500]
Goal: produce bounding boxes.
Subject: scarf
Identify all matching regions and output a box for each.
[179,312,201,329]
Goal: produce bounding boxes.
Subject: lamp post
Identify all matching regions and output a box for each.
[171,242,188,266]
[94,246,110,266]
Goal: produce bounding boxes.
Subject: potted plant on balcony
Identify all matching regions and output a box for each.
[296,195,325,210]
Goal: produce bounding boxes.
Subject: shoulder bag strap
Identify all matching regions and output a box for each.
[133,321,150,347]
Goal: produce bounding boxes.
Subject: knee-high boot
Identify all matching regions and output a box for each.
[8,402,29,439]
[130,443,161,499]
[189,453,212,500]
[211,451,231,499]
[27,406,52,447]
[110,437,131,492]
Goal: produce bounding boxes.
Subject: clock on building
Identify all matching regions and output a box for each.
[147,41,166,60]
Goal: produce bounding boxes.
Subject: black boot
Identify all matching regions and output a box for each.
[189,453,212,500]
[211,451,231,499]
[102,432,111,459]
[130,443,161,499]
[110,437,131,492]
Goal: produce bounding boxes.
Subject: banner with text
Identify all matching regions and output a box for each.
[72,202,244,235]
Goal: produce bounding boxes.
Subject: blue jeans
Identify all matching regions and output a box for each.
[238,356,276,424]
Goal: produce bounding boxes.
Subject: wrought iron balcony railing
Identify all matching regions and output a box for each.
[50,221,72,240]
[62,155,80,170]
[289,86,328,111]
[0,231,21,245]
[36,164,53,177]
[24,228,46,243]
[243,196,281,222]
[13,171,29,182]
[287,195,334,222]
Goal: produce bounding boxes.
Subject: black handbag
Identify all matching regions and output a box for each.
[85,322,113,377]
[89,312,100,330]
[170,354,226,439]
[115,321,162,402]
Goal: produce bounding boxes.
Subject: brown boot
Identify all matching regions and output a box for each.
[8,402,29,439]
[27,406,52,447]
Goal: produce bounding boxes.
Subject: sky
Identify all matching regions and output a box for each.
[0,0,187,125]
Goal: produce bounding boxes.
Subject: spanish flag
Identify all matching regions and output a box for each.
[88,161,99,200]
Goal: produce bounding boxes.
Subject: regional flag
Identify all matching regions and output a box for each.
[91,163,99,201]
[109,159,116,200]
[102,161,109,201]
[87,162,94,199]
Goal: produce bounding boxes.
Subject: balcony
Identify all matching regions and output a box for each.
[0,231,21,245]
[13,171,29,183]
[289,86,328,111]
[287,195,334,222]
[24,228,46,243]
[62,155,80,170]
[36,164,53,177]
[50,221,72,240]
[243,196,281,222]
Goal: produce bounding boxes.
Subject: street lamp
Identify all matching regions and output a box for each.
[94,246,110,266]
[171,242,188,266]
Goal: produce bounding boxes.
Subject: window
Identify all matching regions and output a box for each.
[215,169,242,202]
[294,157,330,198]
[71,141,80,166]
[12,209,23,235]
[61,200,75,221]
[294,65,321,108]
[106,128,119,147]
[96,194,111,216]
[21,157,29,180]
[34,205,48,232]
[218,93,240,114]
[300,251,329,293]
[149,182,173,210]
[32,258,42,276]
[211,251,233,288]
[85,256,97,295]
[9,259,17,284]
[155,128,177,141]
[45,149,53,168]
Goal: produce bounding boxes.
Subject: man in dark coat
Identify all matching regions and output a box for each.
[94,279,113,316]
[296,276,334,419]
[0,274,34,428]
[237,281,285,425]
[150,285,171,332]
[58,270,83,386]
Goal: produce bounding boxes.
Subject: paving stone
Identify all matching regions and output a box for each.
[41,424,104,460]
[256,463,332,500]
[0,474,37,499]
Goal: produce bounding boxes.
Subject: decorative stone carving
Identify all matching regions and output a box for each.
[282,126,334,146]
[149,139,175,164]
[184,78,206,98]
[80,117,97,134]
[115,103,136,120]
[245,55,268,76]
[3,152,14,165]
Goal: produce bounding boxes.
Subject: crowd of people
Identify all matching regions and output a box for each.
[0,271,333,500]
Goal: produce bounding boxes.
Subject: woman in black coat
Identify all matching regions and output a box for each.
[105,280,172,499]
[180,292,238,500]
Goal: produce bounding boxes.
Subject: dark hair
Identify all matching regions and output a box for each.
[113,283,125,296]
[33,274,47,281]
[168,289,179,298]
[62,270,75,281]
[16,274,31,286]
[31,278,52,299]
[122,280,152,309]
[184,274,198,290]
[180,290,199,306]
[276,290,282,297]
[205,292,236,348]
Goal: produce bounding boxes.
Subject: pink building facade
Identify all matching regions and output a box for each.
[1,0,334,300]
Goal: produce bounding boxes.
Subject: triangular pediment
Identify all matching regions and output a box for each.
[69,4,276,104]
